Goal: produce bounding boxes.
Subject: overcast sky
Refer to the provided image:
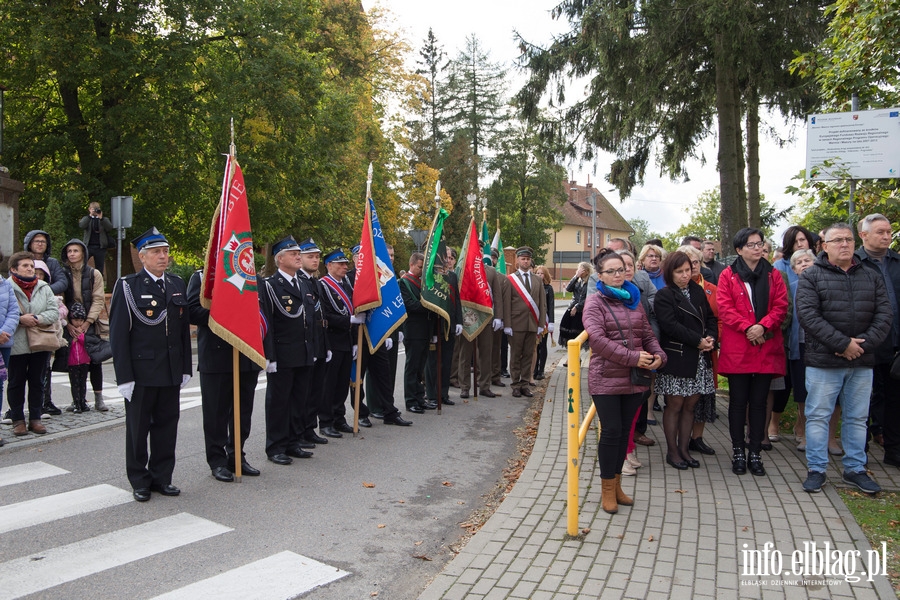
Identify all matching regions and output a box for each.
[364,0,808,242]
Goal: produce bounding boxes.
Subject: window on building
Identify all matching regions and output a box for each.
[587,231,592,248]
[576,230,581,244]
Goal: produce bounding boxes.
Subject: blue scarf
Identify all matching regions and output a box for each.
[597,279,641,310]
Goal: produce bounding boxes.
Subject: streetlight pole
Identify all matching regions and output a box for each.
[589,191,597,253]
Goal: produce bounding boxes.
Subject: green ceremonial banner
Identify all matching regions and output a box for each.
[421,207,453,340]
[491,228,507,275]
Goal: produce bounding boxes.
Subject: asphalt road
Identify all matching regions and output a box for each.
[0,335,563,599]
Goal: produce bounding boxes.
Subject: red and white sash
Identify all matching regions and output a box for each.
[508,272,539,325]
[322,275,353,313]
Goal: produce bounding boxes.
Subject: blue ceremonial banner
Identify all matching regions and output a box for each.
[363,198,407,352]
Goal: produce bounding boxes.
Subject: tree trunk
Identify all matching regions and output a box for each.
[733,83,748,228]
[715,36,742,256]
[746,92,761,228]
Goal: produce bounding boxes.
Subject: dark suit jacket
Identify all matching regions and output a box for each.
[186,270,262,374]
[260,271,315,368]
[654,281,718,378]
[109,269,191,387]
[319,274,355,353]
[400,272,431,340]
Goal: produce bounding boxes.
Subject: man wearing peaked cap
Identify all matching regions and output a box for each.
[503,246,546,398]
[259,235,317,465]
[109,227,192,502]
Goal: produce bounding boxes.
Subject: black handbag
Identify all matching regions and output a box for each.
[84,332,113,363]
[600,297,653,387]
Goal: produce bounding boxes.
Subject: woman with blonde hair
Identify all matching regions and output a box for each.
[559,261,591,345]
[638,244,667,290]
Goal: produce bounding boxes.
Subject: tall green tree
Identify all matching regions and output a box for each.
[407,28,448,167]
[484,125,566,257]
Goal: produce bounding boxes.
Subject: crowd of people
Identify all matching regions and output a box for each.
[575,219,898,514]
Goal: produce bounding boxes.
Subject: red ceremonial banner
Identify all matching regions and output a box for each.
[200,155,266,368]
[352,198,381,313]
[458,217,493,341]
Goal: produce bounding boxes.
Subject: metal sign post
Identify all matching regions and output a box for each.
[110,195,133,282]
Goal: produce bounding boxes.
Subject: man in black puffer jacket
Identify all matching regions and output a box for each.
[796,223,892,495]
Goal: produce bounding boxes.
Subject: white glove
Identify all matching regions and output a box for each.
[503,327,513,337]
[118,382,135,401]
[352,345,358,359]
[431,335,438,343]
[548,323,554,333]
[350,313,366,325]
[181,374,191,389]
[492,318,503,332]
[265,360,278,373]
[455,324,463,336]
[313,356,317,362]
[537,327,544,336]
[384,337,393,351]
[326,350,333,363]
[398,331,404,344]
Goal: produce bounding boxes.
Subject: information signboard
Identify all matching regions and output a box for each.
[806,108,900,180]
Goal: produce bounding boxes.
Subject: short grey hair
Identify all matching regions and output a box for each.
[858,213,890,233]
[789,248,816,270]
[823,222,854,239]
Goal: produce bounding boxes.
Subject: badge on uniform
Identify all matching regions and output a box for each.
[147,310,154,317]
[151,300,157,306]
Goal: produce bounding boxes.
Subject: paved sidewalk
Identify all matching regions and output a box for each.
[420,352,899,599]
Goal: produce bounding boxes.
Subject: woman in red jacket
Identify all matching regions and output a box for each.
[717,228,788,477]
[582,249,666,515]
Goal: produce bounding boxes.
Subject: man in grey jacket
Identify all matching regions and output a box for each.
[797,223,892,495]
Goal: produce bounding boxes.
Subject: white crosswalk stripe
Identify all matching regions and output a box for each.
[0,512,232,600]
[150,550,350,600]
[0,462,68,488]
[0,484,134,534]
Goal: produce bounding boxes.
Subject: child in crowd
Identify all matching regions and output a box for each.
[66,303,92,413]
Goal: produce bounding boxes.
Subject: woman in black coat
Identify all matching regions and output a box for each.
[533,266,556,380]
[653,252,718,470]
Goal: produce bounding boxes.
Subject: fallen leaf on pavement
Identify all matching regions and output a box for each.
[377,524,386,528]
[363,482,375,488]
[412,554,432,561]
[648,535,654,542]
[442,481,453,487]
[674,489,686,494]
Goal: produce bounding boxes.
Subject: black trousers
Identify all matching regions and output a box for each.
[403,338,428,408]
[727,373,772,453]
[535,334,549,376]
[305,359,328,436]
[320,349,352,428]
[125,385,180,489]
[68,364,90,406]
[265,365,310,456]
[872,362,900,456]
[366,337,398,414]
[87,245,107,279]
[8,352,49,421]
[426,337,454,402]
[592,392,644,479]
[360,345,397,417]
[200,371,257,469]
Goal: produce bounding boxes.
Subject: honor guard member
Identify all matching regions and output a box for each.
[260,236,315,465]
[458,253,505,398]
[318,249,369,433]
[365,244,402,417]
[296,238,335,442]
[400,252,433,413]
[109,228,191,502]
[426,248,463,406]
[491,248,511,387]
[503,246,547,397]
[187,269,262,482]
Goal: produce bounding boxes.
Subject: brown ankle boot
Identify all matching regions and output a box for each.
[615,474,633,506]
[12,420,27,436]
[28,420,47,435]
[601,478,618,514]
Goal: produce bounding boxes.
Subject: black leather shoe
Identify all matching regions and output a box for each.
[150,483,181,496]
[748,452,766,476]
[295,441,316,449]
[384,413,412,426]
[336,422,355,434]
[320,426,343,438]
[689,437,716,455]
[681,455,700,468]
[370,412,385,420]
[521,388,534,398]
[304,433,328,445]
[501,371,510,378]
[479,389,497,398]
[511,388,522,398]
[406,405,425,414]
[268,453,293,465]
[732,448,747,475]
[493,381,506,387]
[286,446,313,459]
[443,398,455,406]
[133,488,151,502]
[422,401,438,410]
[358,417,372,428]
[212,467,234,482]
[234,460,261,476]
[666,455,689,470]
[459,391,469,399]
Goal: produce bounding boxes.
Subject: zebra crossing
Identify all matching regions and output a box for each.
[0,461,349,599]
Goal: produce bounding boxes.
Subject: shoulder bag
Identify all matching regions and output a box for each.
[600,297,652,386]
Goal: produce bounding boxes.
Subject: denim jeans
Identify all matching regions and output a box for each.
[805,366,872,473]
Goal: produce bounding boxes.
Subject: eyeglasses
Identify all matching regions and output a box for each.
[600,268,626,276]
[825,237,854,245]
[690,260,701,265]
[743,241,766,249]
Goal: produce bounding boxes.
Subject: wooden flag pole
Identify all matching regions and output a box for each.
[352,163,374,436]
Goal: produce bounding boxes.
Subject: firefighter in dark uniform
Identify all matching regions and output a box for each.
[260,236,315,465]
[318,248,370,433]
[109,228,192,502]
[186,269,262,482]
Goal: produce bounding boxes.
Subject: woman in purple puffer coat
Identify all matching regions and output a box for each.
[582,249,666,515]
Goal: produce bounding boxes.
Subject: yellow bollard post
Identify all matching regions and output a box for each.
[566,335,584,537]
